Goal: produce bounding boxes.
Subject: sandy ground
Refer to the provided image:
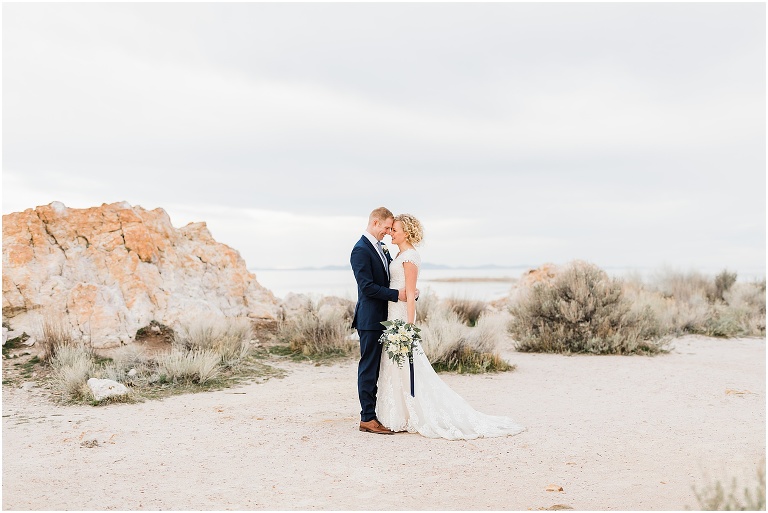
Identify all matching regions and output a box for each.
[2,335,765,511]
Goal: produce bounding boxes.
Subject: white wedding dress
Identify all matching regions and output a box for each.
[376,248,525,440]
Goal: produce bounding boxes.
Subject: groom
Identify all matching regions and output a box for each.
[350,207,406,435]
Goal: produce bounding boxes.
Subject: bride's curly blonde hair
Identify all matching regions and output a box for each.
[395,214,424,245]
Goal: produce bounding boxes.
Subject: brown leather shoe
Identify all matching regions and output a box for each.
[359,419,394,434]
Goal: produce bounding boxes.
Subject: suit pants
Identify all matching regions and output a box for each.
[357,329,384,422]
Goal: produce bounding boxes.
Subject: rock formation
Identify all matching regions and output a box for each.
[490,263,560,309]
[87,378,129,401]
[2,201,280,347]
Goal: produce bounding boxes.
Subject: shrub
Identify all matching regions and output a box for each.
[175,317,252,367]
[50,344,94,400]
[623,279,708,336]
[652,269,716,304]
[698,292,765,338]
[157,349,220,384]
[420,307,513,373]
[446,297,487,326]
[624,272,765,338]
[509,261,666,354]
[277,299,356,356]
[714,270,738,302]
[722,282,767,335]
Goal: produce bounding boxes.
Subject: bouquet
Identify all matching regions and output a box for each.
[379,319,422,368]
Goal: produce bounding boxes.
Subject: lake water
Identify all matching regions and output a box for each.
[251,266,766,301]
[252,268,526,301]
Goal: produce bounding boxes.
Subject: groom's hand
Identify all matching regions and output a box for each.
[398,288,420,301]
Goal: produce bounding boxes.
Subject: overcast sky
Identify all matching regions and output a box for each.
[3,2,765,275]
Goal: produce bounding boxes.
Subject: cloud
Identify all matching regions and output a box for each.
[2,2,764,274]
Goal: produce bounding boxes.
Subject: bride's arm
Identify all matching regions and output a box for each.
[403,261,418,324]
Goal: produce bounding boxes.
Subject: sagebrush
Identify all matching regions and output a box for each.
[624,270,765,338]
[509,261,667,355]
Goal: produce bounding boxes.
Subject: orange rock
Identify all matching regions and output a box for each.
[2,201,280,347]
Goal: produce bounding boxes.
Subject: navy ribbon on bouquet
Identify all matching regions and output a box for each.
[409,359,415,397]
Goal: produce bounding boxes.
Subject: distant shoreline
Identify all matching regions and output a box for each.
[424,276,517,283]
[249,264,532,272]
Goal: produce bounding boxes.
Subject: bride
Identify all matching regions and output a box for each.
[375,214,525,440]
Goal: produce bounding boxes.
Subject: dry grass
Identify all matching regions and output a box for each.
[40,317,281,403]
[690,460,766,510]
[415,289,441,324]
[100,346,151,386]
[50,344,94,400]
[174,316,252,367]
[445,296,487,326]
[157,349,221,384]
[467,311,512,354]
[277,298,356,356]
[38,313,77,362]
[509,261,667,355]
[420,307,513,373]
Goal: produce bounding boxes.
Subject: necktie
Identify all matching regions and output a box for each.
[376,241,389,279]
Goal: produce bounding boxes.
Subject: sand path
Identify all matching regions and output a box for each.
[2,335,764,510]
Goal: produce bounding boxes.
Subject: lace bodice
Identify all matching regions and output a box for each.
[388,249,420,322]
[388,248,421,290]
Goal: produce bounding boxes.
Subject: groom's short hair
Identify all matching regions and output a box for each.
[369,207,394,222]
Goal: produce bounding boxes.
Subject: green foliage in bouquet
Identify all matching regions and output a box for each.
[379,319,422,367]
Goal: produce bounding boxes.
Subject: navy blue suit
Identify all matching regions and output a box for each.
[351,235,399,422]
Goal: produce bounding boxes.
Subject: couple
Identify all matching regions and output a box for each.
[350,207,525,440]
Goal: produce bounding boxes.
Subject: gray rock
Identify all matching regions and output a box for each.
[4,329,23,344]
[20,382,36,391]
[280,292,312,318]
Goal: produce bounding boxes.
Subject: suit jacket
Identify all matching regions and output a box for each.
[351,235,398,330]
